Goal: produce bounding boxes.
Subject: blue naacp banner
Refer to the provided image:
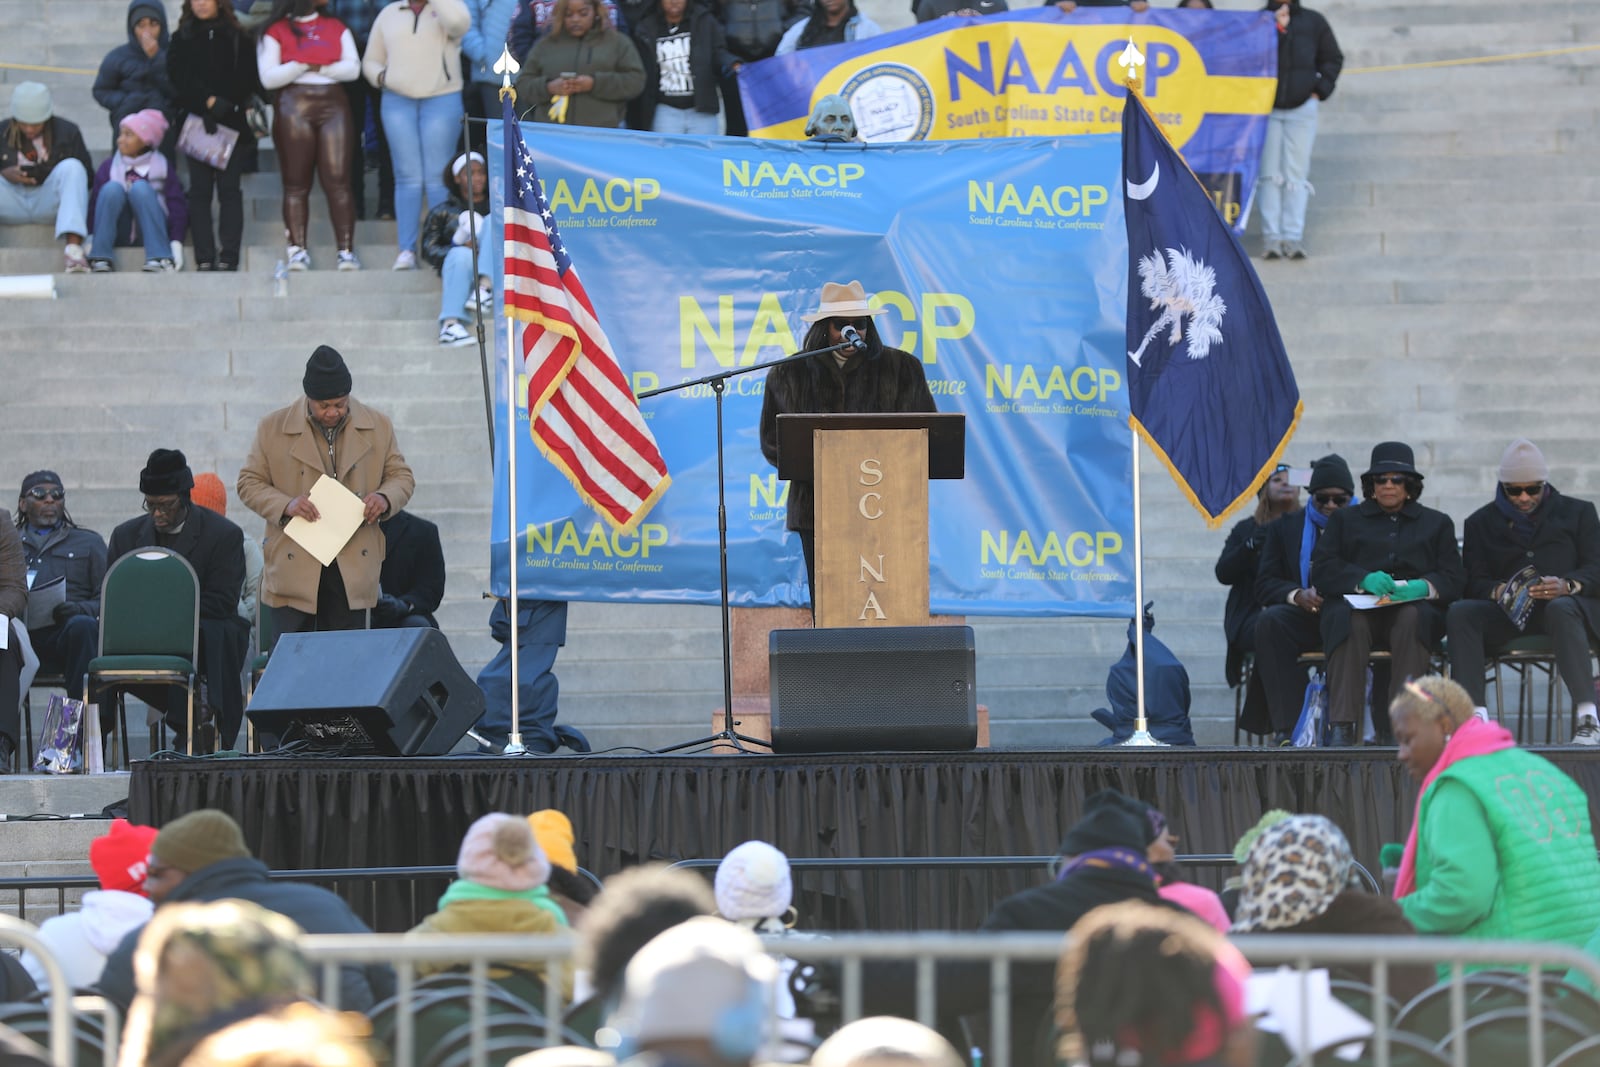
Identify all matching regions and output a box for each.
[487,121,1133,617]
[740,7,1279,233]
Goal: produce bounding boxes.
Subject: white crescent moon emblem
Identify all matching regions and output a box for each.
[1126,162,1159,201]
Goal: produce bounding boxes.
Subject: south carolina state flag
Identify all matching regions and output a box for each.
[1122,93,1301,527]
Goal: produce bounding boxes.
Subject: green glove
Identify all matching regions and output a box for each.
[1359,571,1397,596]
[1391,579,1428,602]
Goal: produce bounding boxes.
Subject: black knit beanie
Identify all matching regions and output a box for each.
[1308,454,1354,494]
[303,346,352,400]
[139,449,194,496]
[1058,790,1152,856]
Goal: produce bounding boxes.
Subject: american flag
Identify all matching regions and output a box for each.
[502,98,670,533]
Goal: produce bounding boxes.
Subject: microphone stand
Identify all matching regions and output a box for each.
[641,337,860,754]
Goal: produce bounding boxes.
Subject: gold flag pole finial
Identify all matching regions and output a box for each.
[1117,36,1145,92]
[495,44,520,103]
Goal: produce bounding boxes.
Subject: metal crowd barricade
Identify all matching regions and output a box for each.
[0,913,81,1067]
[295,929,1600,1067]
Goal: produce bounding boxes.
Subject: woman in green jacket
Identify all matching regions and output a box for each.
[514,0,644,128]
[1390,675,1600,953]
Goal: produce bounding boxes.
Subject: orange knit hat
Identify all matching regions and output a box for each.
[527,810,578,873]
[191,472,227,516]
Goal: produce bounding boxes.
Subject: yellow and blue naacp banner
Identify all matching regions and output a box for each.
[487,121,1132,616]
[741,6,1277,231]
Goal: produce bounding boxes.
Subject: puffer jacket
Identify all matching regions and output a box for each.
[419,190,488,273]
[513,25,645,128]
[93,0,177,134]
[1267,0,1342,109]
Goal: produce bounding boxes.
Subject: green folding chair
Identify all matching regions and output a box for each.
[85,547,201,766]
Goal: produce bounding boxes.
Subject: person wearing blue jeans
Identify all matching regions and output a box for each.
[420,152,498,346]
[474,599,589,753]
[87,109,188,271]
[360,0,470,269]
[379,91,461,268]
[1258,0,1342,260]
[0,82,95,273]
[628,0,732,136]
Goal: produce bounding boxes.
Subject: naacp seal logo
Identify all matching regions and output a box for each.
[840,64,933,143]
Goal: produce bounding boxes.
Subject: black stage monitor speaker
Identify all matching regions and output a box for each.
[769,625,977,754]
[247,629,484,756]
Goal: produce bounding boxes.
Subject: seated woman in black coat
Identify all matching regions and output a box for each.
[1310,442,1463,747]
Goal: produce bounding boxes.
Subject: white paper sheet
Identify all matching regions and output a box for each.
[283,475,366,567]
[1248,967,1372,1060]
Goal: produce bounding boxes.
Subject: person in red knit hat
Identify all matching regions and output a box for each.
[21,819,158,990]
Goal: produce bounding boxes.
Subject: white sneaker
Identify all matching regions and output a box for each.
[63,243,89,273]
[1574,717,1600,746]
[392,250,417,271]
[169,239,185,271]
[286,245,311,271]
[465,284,492,315]
[337,250,362,271]
[438,320,473,346]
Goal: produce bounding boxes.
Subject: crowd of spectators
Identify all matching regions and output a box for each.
[3,0,1328,335]
[1219,438,1600,748]
[3,770,1594,1067]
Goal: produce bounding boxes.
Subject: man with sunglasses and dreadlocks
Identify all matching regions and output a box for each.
[1446,439,1600,744]
[1310,442,1463,747]
[15,471,108,727]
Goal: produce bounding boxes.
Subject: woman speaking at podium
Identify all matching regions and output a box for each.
[759,279,937,609]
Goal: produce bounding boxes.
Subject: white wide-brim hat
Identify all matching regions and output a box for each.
[800,280,890,323]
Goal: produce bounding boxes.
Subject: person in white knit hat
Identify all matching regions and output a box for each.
[1447,438,1600,743]
[711,841,819,1056]
[714,841,793,931]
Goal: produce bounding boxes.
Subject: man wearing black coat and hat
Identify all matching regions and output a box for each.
[107,448,250,750]
[1311,442,1463,746]
[1447,438,1600,744]
[1252,453,1354,742]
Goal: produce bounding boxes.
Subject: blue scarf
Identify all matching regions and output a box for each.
[1056,847,1153,882]
[1299,505,1330,589]
[1494,483,1553,548]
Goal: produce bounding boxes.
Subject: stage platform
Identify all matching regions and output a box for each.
[127,747,1600,931]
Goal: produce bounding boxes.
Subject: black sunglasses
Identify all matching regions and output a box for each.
[1504,483,1545,498]
[1313,491,1350,506]
[1372,474,1408,486]
[24,488,63,501]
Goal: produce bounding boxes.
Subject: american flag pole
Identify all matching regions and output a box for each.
[496,47,526,756]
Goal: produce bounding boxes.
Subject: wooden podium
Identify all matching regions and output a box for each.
[776,413,965,628]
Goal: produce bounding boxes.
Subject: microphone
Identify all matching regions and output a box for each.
[841,325,867,353]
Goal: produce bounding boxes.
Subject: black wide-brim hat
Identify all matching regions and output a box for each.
[1362,441,1422,480]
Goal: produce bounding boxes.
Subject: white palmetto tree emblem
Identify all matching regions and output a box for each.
[1127,247,1227,367]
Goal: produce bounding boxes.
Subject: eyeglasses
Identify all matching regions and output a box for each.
[1504,483,1545,498]
[1372,474,1408,486]
[831,318,869,330]
[142,497,184,515]
[1313,491,1350,506]
[24,488,63,502]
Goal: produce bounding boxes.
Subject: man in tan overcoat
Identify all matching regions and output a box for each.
[238,347,415,643]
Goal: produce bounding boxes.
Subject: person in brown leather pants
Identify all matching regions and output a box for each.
[274,83,355,262]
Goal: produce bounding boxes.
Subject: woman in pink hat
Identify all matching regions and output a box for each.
[87,108,188,271]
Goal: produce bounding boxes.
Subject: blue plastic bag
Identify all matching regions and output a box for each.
[1291,672,1326,748]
